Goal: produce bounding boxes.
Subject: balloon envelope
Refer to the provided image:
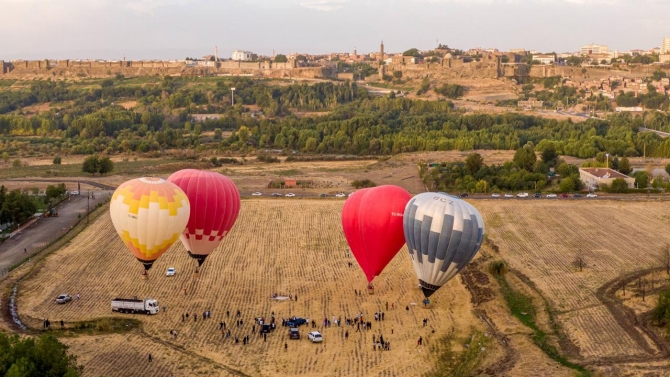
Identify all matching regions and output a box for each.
[341,185,412,282]
[110,177,190,270]
[167,169,241,266]
[403,193,485,298]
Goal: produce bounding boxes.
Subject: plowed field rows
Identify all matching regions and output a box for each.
[475,199,670,360]
[19,199,478,377]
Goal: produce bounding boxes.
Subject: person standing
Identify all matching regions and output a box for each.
[345,330,349,339]
[148,353,152,362]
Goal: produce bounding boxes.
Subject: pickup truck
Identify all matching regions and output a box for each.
[285,317,308,327]
[111,298,159,315]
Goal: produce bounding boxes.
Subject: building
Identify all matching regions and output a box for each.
[534,54,556,65]
[579,168,635,190]
[232,50,255,61]
[662,37,670,54]
[518,100,543,109]
[580,44,609,56]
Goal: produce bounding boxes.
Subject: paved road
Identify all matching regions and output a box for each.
[0,192,111,273]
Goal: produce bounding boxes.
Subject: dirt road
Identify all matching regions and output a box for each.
[0,192,110,272]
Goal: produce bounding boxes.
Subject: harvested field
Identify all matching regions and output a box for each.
[18,199,483,377]
[474,199,670,363]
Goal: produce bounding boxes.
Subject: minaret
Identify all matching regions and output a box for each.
[215,46,219,62]
[354,46,357,58]
[380,41,385,62]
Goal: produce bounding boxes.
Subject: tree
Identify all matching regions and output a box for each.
[618,157,632,175]
[559,177,576,193]
[513,146,537,172]
[465,153,484,175]
[664,163,670,177]
[53,156,62,165]
[351,179,376,189]
[1,152,9,165]
[12,159,21,168]
[45,184,67,201]
[0,333,82,376]
[82,156,99,175]
[98,157,114,175]
[634,170,648,189]
[403,48,421,57]
[274,54,288,63]
[611,156,619,171]
[393,71,403,79]
[610,178,628,193]
[541,144,558,165]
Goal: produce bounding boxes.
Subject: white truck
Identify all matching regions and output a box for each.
[111,298,159,315]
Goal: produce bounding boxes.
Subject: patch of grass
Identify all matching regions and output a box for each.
[53,317,141,336]
[495,275,590,376]
[274,169,303,177]
[0,79,17,87]
[424,329,490,377]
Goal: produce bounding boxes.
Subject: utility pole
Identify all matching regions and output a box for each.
[231,87,236,106]
[87,191,90,224]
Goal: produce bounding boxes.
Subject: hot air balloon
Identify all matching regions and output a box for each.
[341,185,412,285]
[403,192,485,298]
[110,177,190,274]
[167,169,240,267]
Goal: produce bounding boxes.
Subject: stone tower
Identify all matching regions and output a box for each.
[379,41,385,62]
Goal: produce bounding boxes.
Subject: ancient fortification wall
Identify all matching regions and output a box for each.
[0,59,327,79]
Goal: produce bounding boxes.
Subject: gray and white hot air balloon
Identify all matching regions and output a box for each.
[403,192,485,298]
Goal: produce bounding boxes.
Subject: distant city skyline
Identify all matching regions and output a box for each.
[0,0,668,60]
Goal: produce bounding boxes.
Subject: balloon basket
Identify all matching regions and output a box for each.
[193,272,199,280]
[141,274,149,281]
[367,287,375,295]
[421,299,431,309]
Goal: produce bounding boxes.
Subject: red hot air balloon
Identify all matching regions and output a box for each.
[168,169,241,266]
[341,185,412,283]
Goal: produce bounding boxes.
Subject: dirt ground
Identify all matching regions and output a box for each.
[17,200,494,377]
[474,199,670,370]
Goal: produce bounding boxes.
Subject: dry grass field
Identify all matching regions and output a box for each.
[17,199,489,377]
[474,199,670,367]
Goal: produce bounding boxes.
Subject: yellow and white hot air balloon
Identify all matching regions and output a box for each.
[110,177,190,274]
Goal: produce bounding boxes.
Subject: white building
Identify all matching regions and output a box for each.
[232,50,254,61]
[662,37,670,54]
[580,44,609,56]
[534,54,556,65]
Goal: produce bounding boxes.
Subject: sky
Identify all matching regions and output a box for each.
[0,0,668,60]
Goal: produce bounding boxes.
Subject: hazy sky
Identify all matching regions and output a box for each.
[0,0,668,60]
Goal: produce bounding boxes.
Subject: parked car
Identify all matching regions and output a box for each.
[491,193,500,198]
[308,331,323,343]
[586,193,598,198]
[546,193,557,198]
[335,193,346,198]
[504,194,514,198]
[285,317,308,327]
[459,193,468,198]
[289,328,300,340]
[271,193,282,197]
[516,193,528,198]
[166,267,176,276]
[573,193,582,198]
[261,323,275,333]
[55,294,72,304]
[71,190,80,195]
[561,193,570,198]
[285,193,295,197]
[319,193,327,197]
[252,192,262,196]
[533,193,542,198]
